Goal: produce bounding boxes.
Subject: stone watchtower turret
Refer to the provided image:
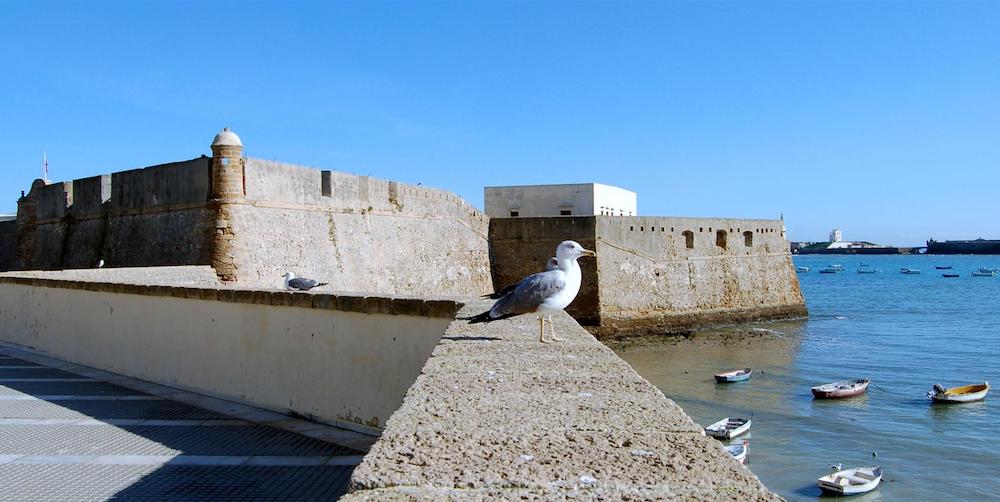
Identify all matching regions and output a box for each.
[209,127,244,281]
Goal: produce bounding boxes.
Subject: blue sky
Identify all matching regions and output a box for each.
[1,2,998,246]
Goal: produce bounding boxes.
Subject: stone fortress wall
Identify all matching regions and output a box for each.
[490,215,806,336]
[227,159,491,295]
[10,158,215,272]
[2,130,493,298]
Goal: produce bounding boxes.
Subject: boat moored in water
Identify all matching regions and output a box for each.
[705,417,751,440]
[723,441,749,464]
[811,379,870,399]
[928,382,990,403]
[818,466,883,496]
[819,267,841,274]
[935,265,953,270]
[900,268,921,274]
[857,265,877,274]
[714,368,752,383]
[942,273,960,278]
[972,268,998,277]
[796,266,811,273]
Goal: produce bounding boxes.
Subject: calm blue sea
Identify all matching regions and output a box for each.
[615,254,1000,501]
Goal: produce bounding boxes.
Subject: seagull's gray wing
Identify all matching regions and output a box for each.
[489,270,565,318]
[288,278,319,290]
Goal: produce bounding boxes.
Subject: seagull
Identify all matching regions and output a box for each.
[97,259,104,268]
[483,257,559,300]
[282,272,328,291]
[468,241,595,343]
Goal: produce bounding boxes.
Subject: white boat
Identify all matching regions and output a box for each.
[900,268,921,274]
[819,267,841,274]
[928,382,990,403]
[704,417,751,440]
[857,265,877,274]
[796,266,811,273]
[972,268,997,277]
[830,264,845,271]
[723,441,749,464]
[818,465,883,495]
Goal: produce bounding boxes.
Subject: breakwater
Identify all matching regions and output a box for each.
[345,300,780,500]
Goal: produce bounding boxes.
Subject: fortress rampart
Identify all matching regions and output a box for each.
[3,130,492,297]
[490,215,807,336]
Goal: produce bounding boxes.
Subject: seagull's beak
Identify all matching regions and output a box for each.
[581,249,596,258]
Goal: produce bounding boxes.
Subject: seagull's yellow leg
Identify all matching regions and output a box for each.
[538,316,547,343]
[549,314,565,342]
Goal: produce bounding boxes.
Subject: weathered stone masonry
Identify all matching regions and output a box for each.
[2,129,493,298]
[490,215,807,337]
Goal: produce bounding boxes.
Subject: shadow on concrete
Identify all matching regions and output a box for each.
[0,354,362,500]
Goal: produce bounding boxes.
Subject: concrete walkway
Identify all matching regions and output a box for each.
[0,345,376,501]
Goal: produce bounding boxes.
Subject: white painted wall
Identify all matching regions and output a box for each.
[593,183,637,216]
[0,284,451,435]
[484,183,636,218]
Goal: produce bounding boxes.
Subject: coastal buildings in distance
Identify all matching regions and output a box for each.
[791,228,1000,255]
[0,129,806,337]
[792,228,921,255]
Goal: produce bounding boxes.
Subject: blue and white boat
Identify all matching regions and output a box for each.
[900,268,921,275]
[796,266,811,273]
[714,368,752,383]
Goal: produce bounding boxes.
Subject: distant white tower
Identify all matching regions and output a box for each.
[830,228,843,243]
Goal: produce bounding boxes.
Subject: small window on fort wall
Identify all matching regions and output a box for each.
[744,231,753,247]
[510,211,519,217]
[682,230,694,249]
[716,230,727,249]
[560,210,571,215]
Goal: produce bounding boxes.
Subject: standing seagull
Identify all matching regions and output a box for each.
[469,241,595,343]
[282,272,328,291]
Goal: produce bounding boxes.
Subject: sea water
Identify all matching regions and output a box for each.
[614,254,1000,501]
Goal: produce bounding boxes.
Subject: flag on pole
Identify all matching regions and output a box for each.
[43,151,48,181]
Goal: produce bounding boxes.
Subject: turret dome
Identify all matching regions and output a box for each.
[211,127,243,147]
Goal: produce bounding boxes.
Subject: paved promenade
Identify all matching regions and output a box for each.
[0,345,375,501]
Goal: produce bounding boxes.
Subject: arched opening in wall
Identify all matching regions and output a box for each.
[743,231,753,247]
[716,230,728,249]
[682,230,694,249]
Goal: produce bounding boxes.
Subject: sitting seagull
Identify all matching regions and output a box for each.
[483,257,559,300]
[282,272,328,291]
[469,241,595,343]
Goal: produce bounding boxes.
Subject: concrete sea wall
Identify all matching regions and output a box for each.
[490,216,806,336]
[345,301,781,500]
[0,274,458,434]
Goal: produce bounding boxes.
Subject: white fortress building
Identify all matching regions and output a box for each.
[484,182,637,218]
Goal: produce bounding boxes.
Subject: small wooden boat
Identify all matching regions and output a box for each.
[942,273,960,278]
[811,379,870,399]
[796,266,811,273]
[928,382,990,403]
[935,265,953,270]
[705,417,751,439]
[723,441,749,464]
[900,268,921,274]
[714,368,752,383]
[818,466,883,496]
